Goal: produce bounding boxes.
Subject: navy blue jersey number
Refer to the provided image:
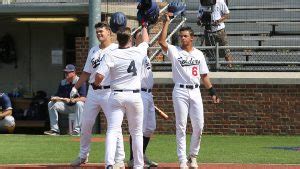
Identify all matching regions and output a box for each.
[127,60,137,76]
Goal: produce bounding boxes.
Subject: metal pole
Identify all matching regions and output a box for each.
[216,42,220,70]
[89,0,101,49]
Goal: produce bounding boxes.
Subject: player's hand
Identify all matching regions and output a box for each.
[212,95,220,104]
[62,98,71,103]
[70,87,78,98]
[51,96,60,102]
[164,12,171,22]
[212,20,220,26]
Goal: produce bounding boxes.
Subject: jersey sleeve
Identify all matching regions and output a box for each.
[199,51,209,74]
[137,42,149,56]
[1,94,12,110]
[96,53,113,77]
[78,82,87,97]
[220,0,230,14]
[83,48,95,73]
[166,43,177,60]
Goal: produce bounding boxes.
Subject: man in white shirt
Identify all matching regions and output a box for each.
[197,0,233,67]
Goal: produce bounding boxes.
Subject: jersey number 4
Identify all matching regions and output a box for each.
[127,60,137,76]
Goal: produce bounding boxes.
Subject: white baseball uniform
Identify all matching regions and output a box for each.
[166,43,209,164]
[141,56,156,137]
[79,43,125,163]
[96,42,149,168]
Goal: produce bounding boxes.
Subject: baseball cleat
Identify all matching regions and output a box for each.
[179,162,188,169]
[70,156,88,167]
[44,130,60,136]
[114,161,125,169]
[127,159,134,168]
[188,155,198,168]
[70,130,80,136]
[144,155,158,167]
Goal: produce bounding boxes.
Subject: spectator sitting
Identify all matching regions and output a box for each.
[0,93,15,133]
[44,64,87,136]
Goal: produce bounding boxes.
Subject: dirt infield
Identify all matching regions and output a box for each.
[0,163,299,169]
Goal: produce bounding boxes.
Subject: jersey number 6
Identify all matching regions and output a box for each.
[192,66,198,76]
[127,60,137,76]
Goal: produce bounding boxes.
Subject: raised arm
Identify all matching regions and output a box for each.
[141,25,149,43]
[158,13,171,52]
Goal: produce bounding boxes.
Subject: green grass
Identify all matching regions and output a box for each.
[0,134,299,164]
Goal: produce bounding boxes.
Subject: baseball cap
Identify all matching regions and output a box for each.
[63,64,76,72]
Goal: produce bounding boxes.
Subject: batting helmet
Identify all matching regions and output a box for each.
[167,1,186,17]
[137,0,152,11]
[109,12,127,33]
[137,0,160,25]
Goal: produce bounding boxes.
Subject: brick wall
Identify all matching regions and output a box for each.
[75,38,299,136]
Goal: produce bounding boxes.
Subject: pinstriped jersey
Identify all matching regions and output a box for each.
[96,42,149,90]
[141,56,154,89]
[83,43,118,85]
[167,43,209,85]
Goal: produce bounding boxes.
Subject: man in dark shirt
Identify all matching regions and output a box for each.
[0,93,15,133]
[44,64,87,136]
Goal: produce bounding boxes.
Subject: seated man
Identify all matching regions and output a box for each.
[44,64,87,136]
[0,93,15,133]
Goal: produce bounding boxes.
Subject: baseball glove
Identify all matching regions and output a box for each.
[137,0,160,25]
[167,1,186,17]
[109,12,127,33]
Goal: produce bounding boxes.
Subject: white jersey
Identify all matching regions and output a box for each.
[167,43,209,85]
[83,43,118,85]
[197,0,230,32]
[141,56,154,89]
[96,42,149,90]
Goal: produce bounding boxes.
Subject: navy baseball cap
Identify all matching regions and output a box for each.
[63,64,76,72]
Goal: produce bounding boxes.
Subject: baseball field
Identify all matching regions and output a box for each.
[0,134,299,168]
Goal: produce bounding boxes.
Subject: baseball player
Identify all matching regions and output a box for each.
[0,93,15,133]
[158,13,220,169]
[70,22,125,167]
[94,25,149,168]
[127,29,157,168]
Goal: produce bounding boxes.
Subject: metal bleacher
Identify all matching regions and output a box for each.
[152,0,300,72]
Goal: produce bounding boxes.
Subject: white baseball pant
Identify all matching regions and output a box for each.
[0,115,15,132]
[48,101,84,133]
[105,91,144,168]
[141,91,156,137]
[79,86,125,162]
[172,86,204,163]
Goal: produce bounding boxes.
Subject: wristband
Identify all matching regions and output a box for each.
[208,87,217,96]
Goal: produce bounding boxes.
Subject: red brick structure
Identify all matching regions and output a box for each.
[75,37,299,136]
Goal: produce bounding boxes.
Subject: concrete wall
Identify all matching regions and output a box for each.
[0,22,65,96]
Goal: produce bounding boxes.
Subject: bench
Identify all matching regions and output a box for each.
[16,120,46,127]
[242,36,300,46]
[257,22,300,36]
[195,31,269,37]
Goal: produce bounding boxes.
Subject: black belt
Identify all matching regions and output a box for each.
[179,84,199,89]
[90,83,110,90]
[141,88,152,93]
[114,89,140,93]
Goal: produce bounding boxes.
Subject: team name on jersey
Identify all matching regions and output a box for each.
[178,56,201,67]
[91,57,101,68]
